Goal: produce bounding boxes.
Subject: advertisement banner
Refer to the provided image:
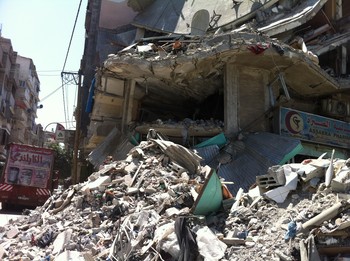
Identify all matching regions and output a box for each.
[279,107,350,149]
[55,123,65,142]
[5,144,54,188]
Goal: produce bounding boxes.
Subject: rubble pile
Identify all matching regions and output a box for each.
[1,136,350,261]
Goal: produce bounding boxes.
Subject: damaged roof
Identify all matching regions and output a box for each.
[195,132,303,194]
[130,0,328,36]
[103,32,340,107]
[257,0,329,36]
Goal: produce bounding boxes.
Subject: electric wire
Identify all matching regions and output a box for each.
[61,0,83,73]
[60,0,83,128]
[38,74,61,77]
[40,78,75,102]
[37,70,61,72]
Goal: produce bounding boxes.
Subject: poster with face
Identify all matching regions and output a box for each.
[4,144,54,188]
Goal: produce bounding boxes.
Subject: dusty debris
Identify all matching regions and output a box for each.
[0,132,349,260]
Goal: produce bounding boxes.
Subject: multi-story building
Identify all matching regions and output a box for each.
[0,37,44,162]
[0,37,17,161]
[11,55,42,146]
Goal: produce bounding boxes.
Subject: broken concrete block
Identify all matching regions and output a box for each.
[6,226,19,239]
[54,198,64,208]
[144,187,157,194]
[221,237,245,245]
[167,161,186,175]
[55,250,93,261]
[296,161,326,182]
[126,187,139,195]
[331,166,350,192]
[124,160,139,173]
[165,207,180,217]
[0,244,5,259]
[82,176,111,191]
[53,229,73,254]
[256,165,286,188]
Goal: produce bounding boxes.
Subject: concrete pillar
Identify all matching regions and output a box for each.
[135,28,145,41]
[224,63,239,138]
[335,0,342,19]
[121,79,135,134]
[336,0,347,75]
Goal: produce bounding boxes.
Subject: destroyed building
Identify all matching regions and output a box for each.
[78,0,350,180]
[8,1,346,259]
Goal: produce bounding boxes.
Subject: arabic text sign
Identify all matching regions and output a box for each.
[280,107,350,149]
[5,144,54,188]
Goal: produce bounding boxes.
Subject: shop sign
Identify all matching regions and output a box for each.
[279,107,350,149]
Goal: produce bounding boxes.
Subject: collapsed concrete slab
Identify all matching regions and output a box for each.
[1,131,350,260]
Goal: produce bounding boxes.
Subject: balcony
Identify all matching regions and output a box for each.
[16,87,31,106]
[9,64,20,87]
[14,106,27,121]
[6,93,15,115]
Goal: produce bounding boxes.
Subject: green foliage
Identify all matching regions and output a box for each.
[47,143,72,179]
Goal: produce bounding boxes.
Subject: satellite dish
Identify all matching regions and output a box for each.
[191,9,210,36]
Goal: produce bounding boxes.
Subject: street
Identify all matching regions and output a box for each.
[0,203,23,227]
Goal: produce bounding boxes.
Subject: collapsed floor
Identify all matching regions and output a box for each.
[0,133,350,261]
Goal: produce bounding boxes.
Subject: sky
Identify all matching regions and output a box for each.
[0,0,87,132]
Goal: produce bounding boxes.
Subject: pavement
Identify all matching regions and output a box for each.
[0,203,22,226]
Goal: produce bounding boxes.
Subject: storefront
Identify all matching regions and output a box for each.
[275,107,350,160]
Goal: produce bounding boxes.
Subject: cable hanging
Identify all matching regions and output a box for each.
[61,0,83,73]
[60,0,83,128]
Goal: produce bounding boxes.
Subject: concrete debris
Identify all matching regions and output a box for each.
[1,136,350,260]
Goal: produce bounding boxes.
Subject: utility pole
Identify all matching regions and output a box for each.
[72,70,82,184]
[61,71,81,184]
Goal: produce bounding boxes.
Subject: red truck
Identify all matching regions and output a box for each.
[0,143,57,208]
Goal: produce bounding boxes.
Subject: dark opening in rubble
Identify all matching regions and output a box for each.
[194,92,224,121]
[138,90,223,124]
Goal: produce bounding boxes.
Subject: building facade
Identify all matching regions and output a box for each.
[79,0,350,168]
[0,37,44,161]
[11,55,43,146]
[0,37,17,161]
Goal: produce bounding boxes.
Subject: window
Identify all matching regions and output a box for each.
[2,52,7,68]
[19,80,26,88]
[0,129,9,145]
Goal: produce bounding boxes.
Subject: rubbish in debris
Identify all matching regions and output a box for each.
[37,229,53,248]
[0,129,348,260]
[325,149,335,187]
[331,160,350,192]
[301,200,350,232]
[264,165,298,203]
[194,132,227,149]
[175,217,199,261]
[196,226,227,260]
[285,221,297,240]
[192,166,223,216]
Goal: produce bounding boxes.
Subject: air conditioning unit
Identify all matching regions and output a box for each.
[321,99,350,117]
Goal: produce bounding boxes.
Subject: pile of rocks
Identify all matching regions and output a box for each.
[0,136,349,261]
